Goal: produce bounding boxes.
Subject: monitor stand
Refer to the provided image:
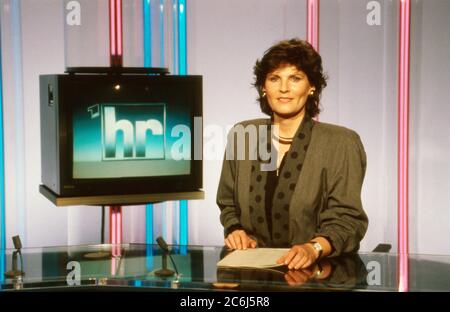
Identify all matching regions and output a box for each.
[39,185,204,206]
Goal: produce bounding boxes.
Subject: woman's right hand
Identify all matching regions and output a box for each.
[225,230,257,250]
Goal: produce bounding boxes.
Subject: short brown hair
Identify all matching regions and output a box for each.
[253,38,327,117]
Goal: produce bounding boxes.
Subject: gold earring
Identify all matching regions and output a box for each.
[309,90,315,96]
[262,91,266,97]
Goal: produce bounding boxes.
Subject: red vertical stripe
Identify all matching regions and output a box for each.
[110,205,122,257]
[116,0,123,58]
[109,0,116,57]
[306,0,320,51]
[109,0,123,67]
[306,0,320,121]
[398,0,411,292]
[108,0,123,256]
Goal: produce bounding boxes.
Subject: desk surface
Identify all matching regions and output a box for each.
[1,244,449,291]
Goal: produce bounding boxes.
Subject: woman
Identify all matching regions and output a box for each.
[217,38,368,270]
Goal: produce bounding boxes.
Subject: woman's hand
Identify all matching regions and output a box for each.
[284,269,312,286]
[276,243,318,270]
[284,259,332,286]
[225,230,257,250]
[283,259,332,286]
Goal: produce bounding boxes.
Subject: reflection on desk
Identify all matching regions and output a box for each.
[216,247,368,291]
[0,244,449,291]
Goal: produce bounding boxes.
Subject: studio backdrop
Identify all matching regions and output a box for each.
[0,0,449,257]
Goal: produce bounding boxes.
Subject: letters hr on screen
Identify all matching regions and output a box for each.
[87,104,279,170]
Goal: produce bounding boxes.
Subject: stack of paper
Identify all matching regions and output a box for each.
[217,248,289,269]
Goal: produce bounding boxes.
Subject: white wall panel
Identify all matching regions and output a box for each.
[410,0,450,254]
[186,0,307,246]
[64,0,109,67]
[2,0,70,248]
[320,0,398,252]
[1,0,448,255]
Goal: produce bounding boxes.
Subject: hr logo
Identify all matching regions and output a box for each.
[87,103,166,160]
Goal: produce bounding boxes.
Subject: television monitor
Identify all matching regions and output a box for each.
[40,70,202,197]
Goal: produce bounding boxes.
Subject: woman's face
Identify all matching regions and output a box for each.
[263,64,315,119]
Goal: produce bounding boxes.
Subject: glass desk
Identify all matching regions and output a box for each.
[1,244,449,292]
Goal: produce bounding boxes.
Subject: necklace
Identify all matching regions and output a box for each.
[272,132,294,143]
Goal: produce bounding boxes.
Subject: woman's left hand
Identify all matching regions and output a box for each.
[276,244,318,270]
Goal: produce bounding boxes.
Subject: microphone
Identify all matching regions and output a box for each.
[156,236,169,252]
[12,235,22,250]
[154,236,179,278]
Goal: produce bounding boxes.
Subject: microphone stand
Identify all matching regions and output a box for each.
[4,236,25,290]
[4,249,25,279]
[154,236,180,284]
[154,251,176,277]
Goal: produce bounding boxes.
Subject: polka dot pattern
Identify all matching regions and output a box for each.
[248,116,314,247]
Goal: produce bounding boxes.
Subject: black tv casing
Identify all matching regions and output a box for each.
[40,73,202,197]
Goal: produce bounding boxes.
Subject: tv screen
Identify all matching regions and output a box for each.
[40,72,202,197]
[73,102,191,179]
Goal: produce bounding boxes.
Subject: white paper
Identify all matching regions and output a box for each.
[217,248,290,268]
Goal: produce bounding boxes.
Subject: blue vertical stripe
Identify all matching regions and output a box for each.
[0,12,6,283]
[172,0,178,74]
[178,0,187,75]
[159,0,165,66]
[178,0,188,247]
[143,0,154,272]
[179,200,188,246]
[143,0,152,67]
[145,203,153,245]
[145,242,154,271]
[145,203,154,271]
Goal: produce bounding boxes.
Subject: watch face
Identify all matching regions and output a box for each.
[313,242,323,251]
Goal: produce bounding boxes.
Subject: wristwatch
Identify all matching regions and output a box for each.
[309,241,323,259]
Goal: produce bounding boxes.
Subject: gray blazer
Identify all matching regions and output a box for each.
[216,118,368,256]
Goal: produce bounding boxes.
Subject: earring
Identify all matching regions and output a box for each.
[309,90,315,96]
[262,91,266,97]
